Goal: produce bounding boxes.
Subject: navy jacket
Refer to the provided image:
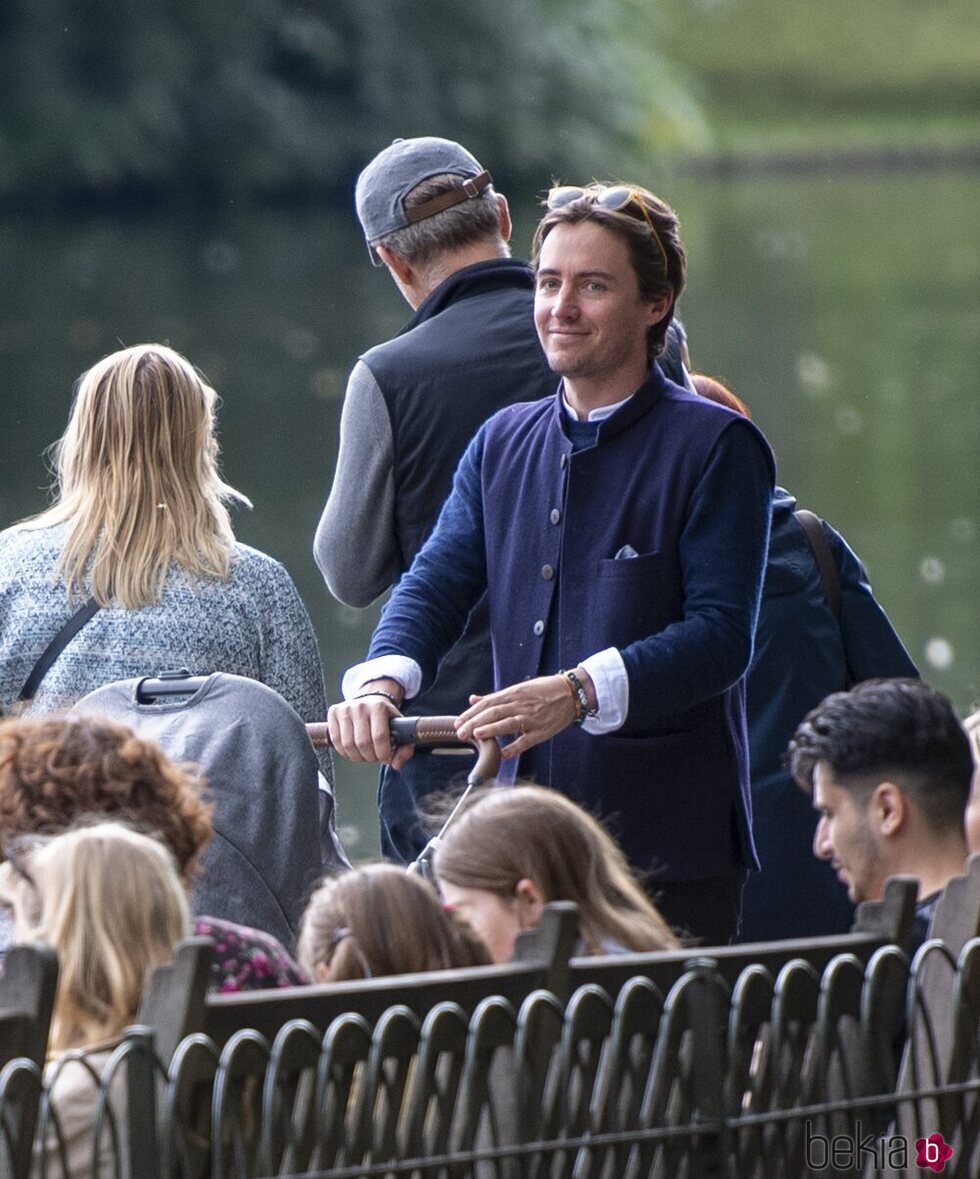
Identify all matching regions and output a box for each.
[371,369,775,881]
[738,487,919,940]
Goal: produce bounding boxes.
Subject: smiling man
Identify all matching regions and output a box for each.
[789,678,973,949]
[329,183,775,944]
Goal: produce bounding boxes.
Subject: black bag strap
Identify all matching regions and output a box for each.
[18,598,101,703]
[795,509,842,622]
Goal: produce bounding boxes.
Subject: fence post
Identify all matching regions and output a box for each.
[123,1026,161,1178]
[512,901,579,1004]
[683,957,732,1179]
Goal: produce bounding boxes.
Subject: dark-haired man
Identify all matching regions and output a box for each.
[314,137,555,862]
[329,182,775,944]
[789,678,973,949]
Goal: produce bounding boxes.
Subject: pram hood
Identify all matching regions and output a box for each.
[72,672,340,950]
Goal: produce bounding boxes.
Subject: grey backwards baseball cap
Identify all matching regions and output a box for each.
[355,136,492,252]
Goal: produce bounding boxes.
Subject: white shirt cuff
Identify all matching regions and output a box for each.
[579,648,628,733]
[342,656,422,701]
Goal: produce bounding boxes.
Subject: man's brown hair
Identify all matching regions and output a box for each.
[532,184,686,360]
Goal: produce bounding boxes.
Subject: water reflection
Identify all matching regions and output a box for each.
[1,170,978,855]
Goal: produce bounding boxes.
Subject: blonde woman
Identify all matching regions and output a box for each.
[433,785,679,962]
[0,344,329,734]
[0,823,189,1175]
[297,862,489,982]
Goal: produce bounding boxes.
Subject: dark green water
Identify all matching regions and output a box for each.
[2,170,978,857]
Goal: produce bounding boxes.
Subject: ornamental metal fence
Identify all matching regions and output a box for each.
[4,937,980,1178]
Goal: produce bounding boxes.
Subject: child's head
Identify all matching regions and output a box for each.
[0,713,212,883]
[433,785,678,962]
[0,822,190,1052]
[297,862,489,982]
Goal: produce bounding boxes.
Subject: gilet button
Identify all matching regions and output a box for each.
[550,508,561,525]
[532,620,545,636]
[541,565,554,581]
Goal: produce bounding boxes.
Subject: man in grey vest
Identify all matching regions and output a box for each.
[314,137,554,863]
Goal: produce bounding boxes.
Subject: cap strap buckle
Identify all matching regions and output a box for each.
[404,170,493,225]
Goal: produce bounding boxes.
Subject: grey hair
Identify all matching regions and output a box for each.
[376,173,507,273]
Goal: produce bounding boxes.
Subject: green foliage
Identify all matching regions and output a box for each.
[4,0,977,202]
[0,0,674,205]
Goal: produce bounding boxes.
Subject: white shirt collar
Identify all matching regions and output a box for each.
[560,387,635,423]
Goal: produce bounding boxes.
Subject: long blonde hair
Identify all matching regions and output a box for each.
[433,786,679,955]
[0,823,190,1053]
[21,344,251,608]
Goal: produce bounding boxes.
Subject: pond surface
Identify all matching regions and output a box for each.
[2,169,978,857]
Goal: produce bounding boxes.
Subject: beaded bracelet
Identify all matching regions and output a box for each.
[559,669,597,726]
[556,670,583,725]
[354,689,402,710]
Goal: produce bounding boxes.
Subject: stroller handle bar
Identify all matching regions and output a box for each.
[305,715,500,787]
[132,674,500,791]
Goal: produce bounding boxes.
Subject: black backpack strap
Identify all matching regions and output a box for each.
[795,510,842,622]
[18,598,101,703]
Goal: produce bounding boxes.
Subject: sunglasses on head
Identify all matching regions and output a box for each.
[546,185,670,274]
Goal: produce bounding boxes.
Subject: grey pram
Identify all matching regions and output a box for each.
[72,671,347,951]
